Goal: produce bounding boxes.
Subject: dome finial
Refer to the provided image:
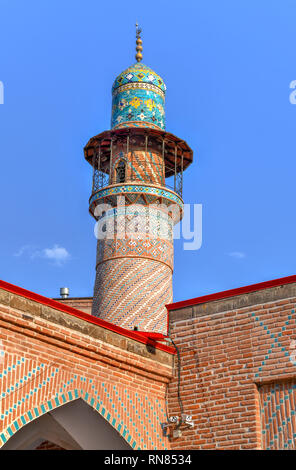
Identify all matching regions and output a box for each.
[135,22,143,62]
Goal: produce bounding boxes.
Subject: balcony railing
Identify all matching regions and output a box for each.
[85,127,193,201]
[91,169,183,198]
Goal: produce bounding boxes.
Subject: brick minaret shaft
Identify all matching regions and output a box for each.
[84,28,193,334]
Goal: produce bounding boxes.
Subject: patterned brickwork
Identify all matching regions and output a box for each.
[92,258,172,334]
[96,238,173,270]
[110,150,164,186]
[167,285,296,450]
[0,366,168,449]
[259,380,296,449]
[88,56,189,339]
[95,204,174,269]
[0,288,173,449]
[98,206,174,240]
[90,176,179,333]
[90,132,180,333]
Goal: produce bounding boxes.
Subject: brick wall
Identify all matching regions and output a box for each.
[0,284,174,449]
[167,279,296,450]
[110,149,164,186]
[53,297,92,315]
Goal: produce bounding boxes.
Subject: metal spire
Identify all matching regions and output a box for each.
[135,23,143,62]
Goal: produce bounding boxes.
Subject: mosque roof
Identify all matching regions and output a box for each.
[166,274,296,311]
[0,279,175,354]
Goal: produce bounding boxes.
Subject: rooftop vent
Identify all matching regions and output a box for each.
[60,287,69,299]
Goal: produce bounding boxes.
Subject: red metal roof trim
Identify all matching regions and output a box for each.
[0,280,175,355]
[166,274,296,311]
[135,332,165,340]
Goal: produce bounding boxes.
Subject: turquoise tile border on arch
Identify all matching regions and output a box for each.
[0,368,169,450]
[0,388,137,449]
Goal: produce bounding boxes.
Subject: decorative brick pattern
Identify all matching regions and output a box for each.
[0,289,173,449]
[168,287,296,450]
[90,126,180,334]
[259,381,296,449]
[96,238,173,270]
[95,204,174,270]
[92,258,172,333]
[110,151,164,186]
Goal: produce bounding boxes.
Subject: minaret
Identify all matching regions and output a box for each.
[84,26,193,334]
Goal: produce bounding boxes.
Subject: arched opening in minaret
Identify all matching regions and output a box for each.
[116,160,126,183]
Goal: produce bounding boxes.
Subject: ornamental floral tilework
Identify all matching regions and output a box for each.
[111,88,165,130]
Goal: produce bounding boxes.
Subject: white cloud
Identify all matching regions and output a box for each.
[14,244,70,266]
[228,251,246,259]
[43,245,70,265]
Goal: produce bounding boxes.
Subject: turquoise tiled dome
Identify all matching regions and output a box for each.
[111,63,166,130]
[112,63,166,93]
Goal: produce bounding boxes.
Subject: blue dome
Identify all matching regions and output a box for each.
[112,63,166,93]
[111,63,166,130]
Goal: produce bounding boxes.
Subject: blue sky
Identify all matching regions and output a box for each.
[0,0,295,301]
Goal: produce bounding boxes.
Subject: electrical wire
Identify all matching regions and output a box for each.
[167,335,184,428]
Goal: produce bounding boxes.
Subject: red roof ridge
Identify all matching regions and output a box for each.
[0,279,175,355]
[166,274,296,311]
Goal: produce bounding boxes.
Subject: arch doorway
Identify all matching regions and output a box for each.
[1,399,131,450]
